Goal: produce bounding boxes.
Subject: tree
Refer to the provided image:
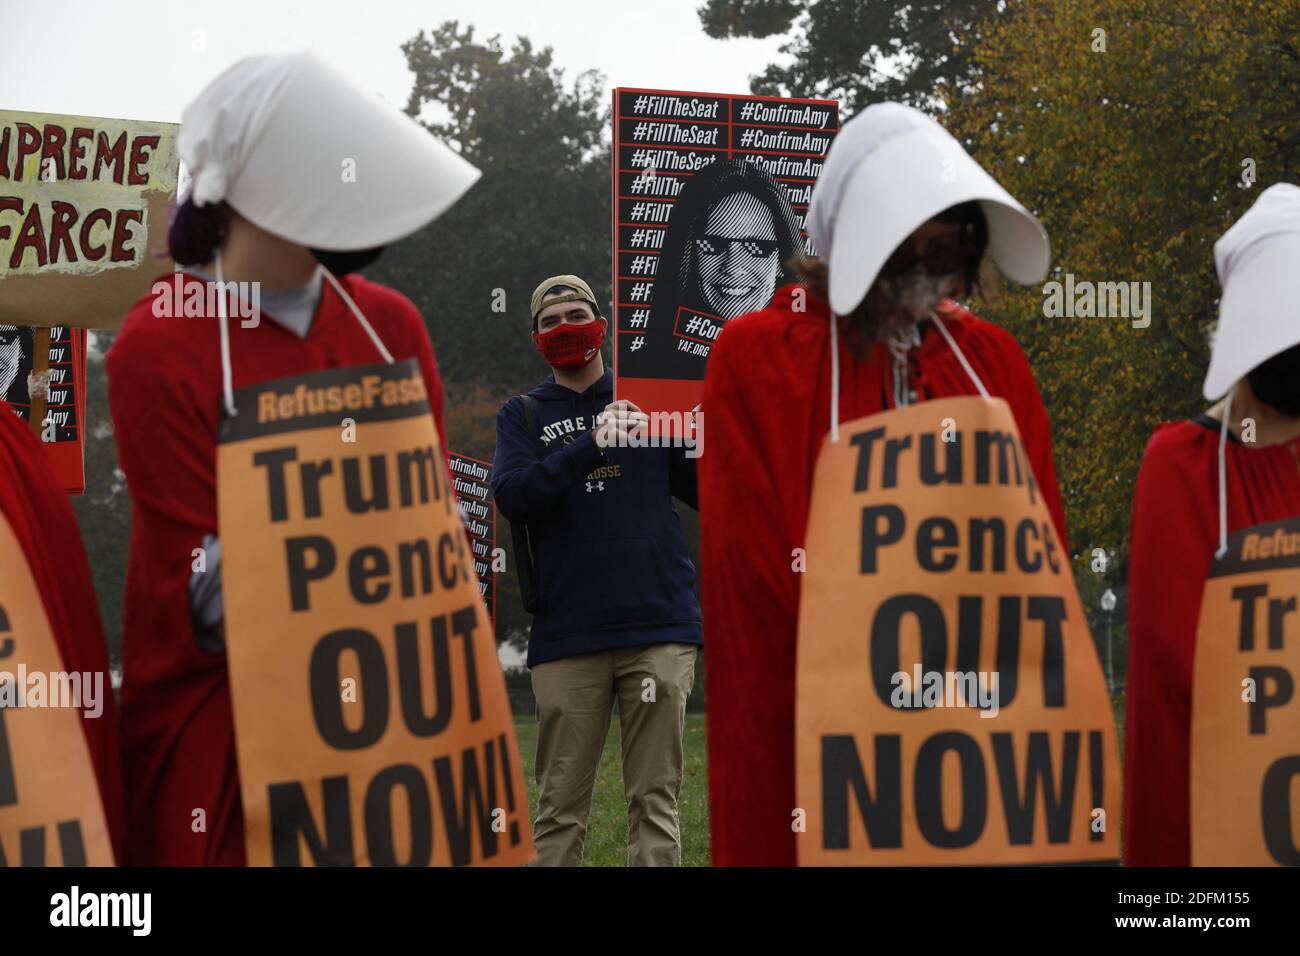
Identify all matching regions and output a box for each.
[698,0,1003,111]
[77,26,616,664]
[711,0,1298,673]
[70,332,130,664]
[371,22,612,396]
[370,23,616,656]
[942,0,1299,580]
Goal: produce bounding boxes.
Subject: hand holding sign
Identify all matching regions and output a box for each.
[595,399,649,449]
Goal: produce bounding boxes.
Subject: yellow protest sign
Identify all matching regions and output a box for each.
[0,511,114,866]
[217,359,533,866]
[1192,515,1300,865]
[0,109,178,329]
[796,396,1120,864]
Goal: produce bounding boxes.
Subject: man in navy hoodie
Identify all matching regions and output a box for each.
[492,274,702,866]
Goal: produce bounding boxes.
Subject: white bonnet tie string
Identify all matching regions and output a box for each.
[320,267,395,364]
[829,309,841,444]
[214,257,396,421]
[215,250,237,418]
[830,310,989,444]
[932,312,990,399]
[1216,389,1234,559]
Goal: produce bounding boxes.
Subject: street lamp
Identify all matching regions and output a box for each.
[1100,588,1117,692]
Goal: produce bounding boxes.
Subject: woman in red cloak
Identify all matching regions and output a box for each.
[0,401,124,861]
[698,102,1068,866]
[107,51,479,864]
[1124,183,1300,866]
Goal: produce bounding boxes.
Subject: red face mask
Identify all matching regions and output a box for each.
[533,318,606,370]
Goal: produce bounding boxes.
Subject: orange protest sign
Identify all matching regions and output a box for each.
[217,359,533,867]
[796,396,1120,864]
[1192,515,1300,866]
[0,512,114,866]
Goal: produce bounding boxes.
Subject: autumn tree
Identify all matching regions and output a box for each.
[373,21,612,396]
[944,0,1299,590]
[360,24,618,656]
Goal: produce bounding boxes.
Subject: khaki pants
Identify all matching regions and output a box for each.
[530,642,697,866]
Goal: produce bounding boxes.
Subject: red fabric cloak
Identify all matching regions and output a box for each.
[1124,416,1300,865]
[698,283,1068,866]
[107,272,447,865]
[0,402,125,860]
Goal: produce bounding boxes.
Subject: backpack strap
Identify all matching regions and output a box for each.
[520,393,538,439]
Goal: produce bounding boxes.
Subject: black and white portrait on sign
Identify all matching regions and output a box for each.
[0,325,33,408]
[626,158,804,379]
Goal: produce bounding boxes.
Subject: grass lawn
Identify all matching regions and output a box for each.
[512,694,1127,867]
[513,713,711,867]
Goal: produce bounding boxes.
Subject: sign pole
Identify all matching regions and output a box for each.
[27,327,50,439]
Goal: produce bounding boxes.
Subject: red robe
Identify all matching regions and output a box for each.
[698,284,1068,867]
[1124,416,1300,865]
[106,271,447,865]
[0,403,125,860]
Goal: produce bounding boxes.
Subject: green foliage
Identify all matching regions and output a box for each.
[74,24,675,670]
[944,0,1300,579]
[372,21,613,397]
[70,334,128,662]
[381,22,710,659]
[698,0,802,39]
[706,0,1295,683]
[699,0,1002,110]
[513,712,711,866]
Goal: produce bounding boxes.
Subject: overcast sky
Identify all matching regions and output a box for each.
[2,0,789,122]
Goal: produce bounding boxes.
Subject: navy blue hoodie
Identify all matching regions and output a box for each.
[491,368,702,666]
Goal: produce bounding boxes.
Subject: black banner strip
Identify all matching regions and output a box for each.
[1208,515,1300,578]
[219,359,430,444]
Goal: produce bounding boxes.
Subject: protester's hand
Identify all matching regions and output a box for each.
[189,533,226,653]
[26,369,54,401]
[595,399,649,449]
